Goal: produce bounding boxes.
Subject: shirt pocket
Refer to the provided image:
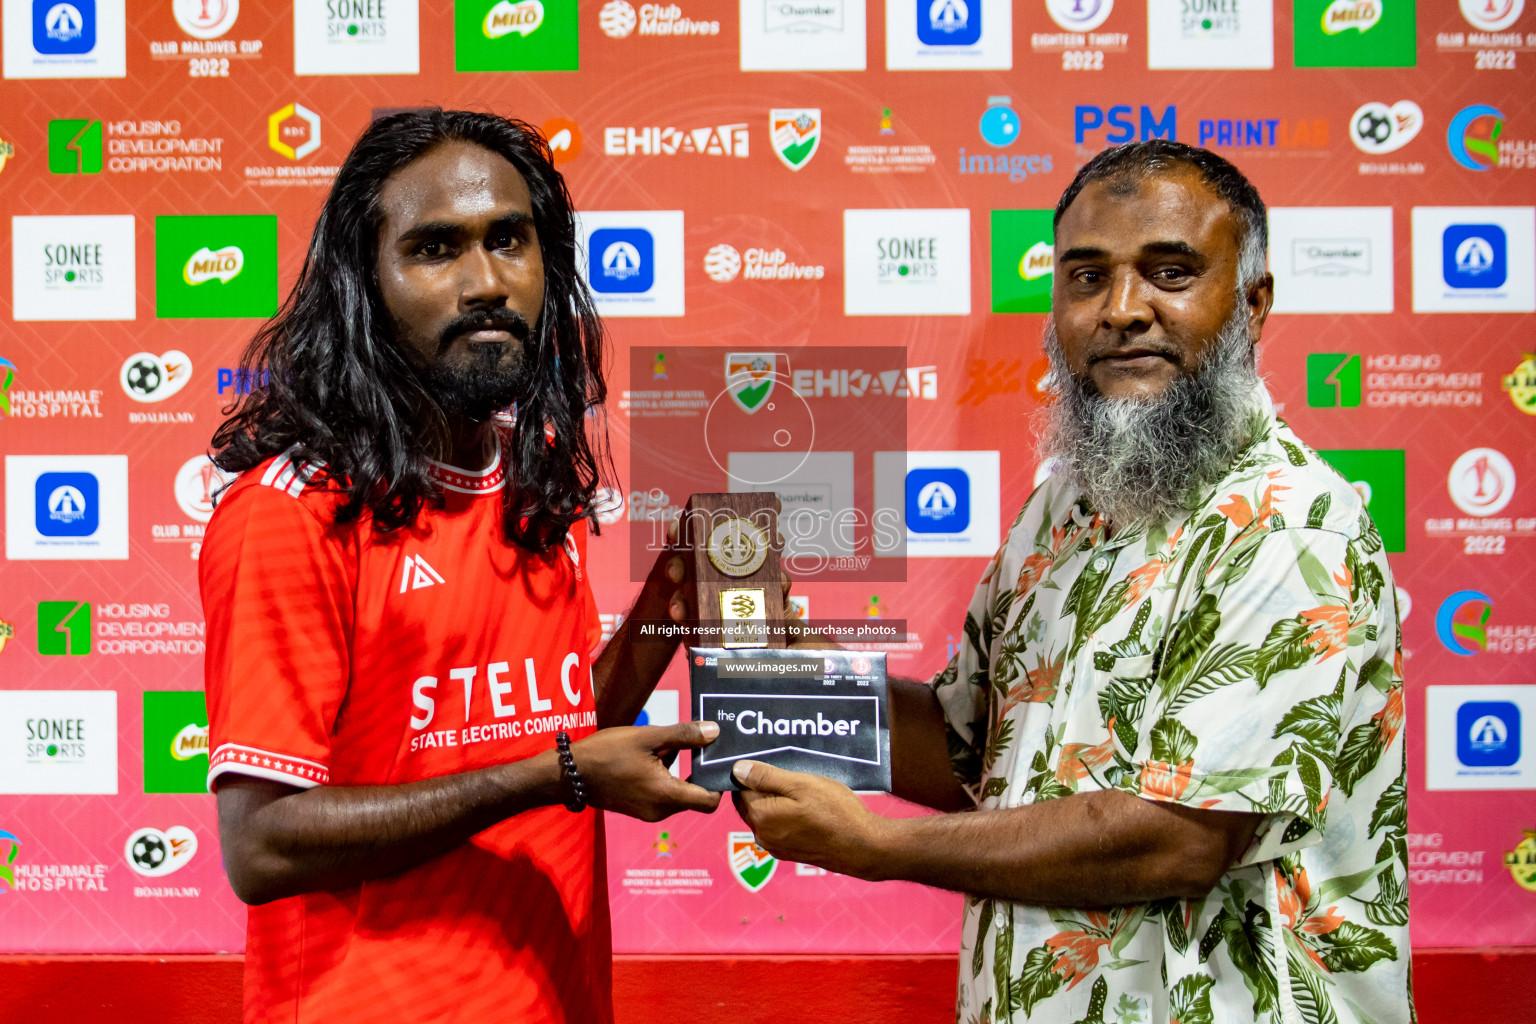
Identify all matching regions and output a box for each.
[1090,651,1156,763]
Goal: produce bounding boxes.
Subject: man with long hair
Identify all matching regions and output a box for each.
[200,110,719,1024]
[730,142,1411,1023]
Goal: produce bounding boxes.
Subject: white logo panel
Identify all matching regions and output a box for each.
[1412,206,1536,313]
[0,690,118,794]
[1426,684,1536,791]
[1146,0,1273,69]
[11,215,136,321]
[575,210,685,317]
[884,0,1011,69]
[2,0,127,78]
[844,208,971,316]
[741,0,867,70]
[293,0,420,75]
[1269,208,1393,314]
[872,450,999,557]
[5,454,130,560]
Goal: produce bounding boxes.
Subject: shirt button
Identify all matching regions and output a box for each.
[1092,556,1110,572]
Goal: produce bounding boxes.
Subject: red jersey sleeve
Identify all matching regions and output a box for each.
[200,466,356,791]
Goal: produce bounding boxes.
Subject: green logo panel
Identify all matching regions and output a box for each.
[37,601,91,656]
[155,215,279,319]
[1294,0,1415,67]
[1318,449,1406,553]
[47,119,103,174]
[990,210,1054,314]
[1306,353,1362,408]
[455,0,579,71]
[143,691,210,794]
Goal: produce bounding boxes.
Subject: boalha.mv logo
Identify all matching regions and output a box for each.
[1437,591,1536,655]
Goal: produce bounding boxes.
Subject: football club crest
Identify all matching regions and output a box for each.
[729,831,778,892]
[770,109,821,170]
[725,352,777,414]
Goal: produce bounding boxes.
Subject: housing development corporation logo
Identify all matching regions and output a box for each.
[728,831,777,892]
[36,601,90,655]
[47,118,102,173]
[1448,104,1505,170]
[1308,353,1361,407]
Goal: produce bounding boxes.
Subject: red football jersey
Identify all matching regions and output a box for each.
[200,445,609,1024]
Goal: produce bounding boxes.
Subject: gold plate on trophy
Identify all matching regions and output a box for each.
[706,517,770,578]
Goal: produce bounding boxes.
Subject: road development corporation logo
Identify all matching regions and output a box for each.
[728,831,777,892]
[1509,830,1536,891]
[268,103,320,160]
[1448,447,1516,516]
[172,0,237,39]
[125,825,196,877]
[119,350,191,403]
[0,689,117,794]
[770,109,820,169]
[11,214,136,321]
[1349,101,1422,155]
[1437,591,1493,655]
[6,455,129,560]
[457,0,575,70]
[0,831,18,892]
[1462,0,1524,31]
[155,214,277,318]
[1426,685,1535,790]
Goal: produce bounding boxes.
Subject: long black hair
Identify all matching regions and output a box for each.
[211,109,609,553]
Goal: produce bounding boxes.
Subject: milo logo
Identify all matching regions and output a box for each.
[1019,241,1053,281]
[183,246,244,286]
[484,0,544,37]
[171,723,209,761]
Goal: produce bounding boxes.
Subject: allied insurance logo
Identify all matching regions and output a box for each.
[906,467,970,534]
[35,0,95,54]
[919,0,980,46]
[589,227,653,293]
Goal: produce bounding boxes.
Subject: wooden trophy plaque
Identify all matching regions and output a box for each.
[681,492,785,650]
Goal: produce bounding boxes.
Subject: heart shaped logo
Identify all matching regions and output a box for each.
[120,350,192,403]
[125,826,198,877]
[1350,100,1423,155]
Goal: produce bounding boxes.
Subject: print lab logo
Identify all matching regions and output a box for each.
[119,351,191,403]
[268,103,321,160]
[1448,447,1515,516]
[918,0,980,46]
[34,0,95,54]
[172,0,237,39]
[1350,100,1421,155]
[1461,0,1524,31]
[125,826,196,877]
[1196,116,1327,152]
[1047,0,1113,32]
[1458,701,1520,768]
[590,228,654,293]
[1437,590,1493,655]
[728,831,777,892]
[770,109,820,169]
[1448,105,1505,171]
[1073,105,1177,145]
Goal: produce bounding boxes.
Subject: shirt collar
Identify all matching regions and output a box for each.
[427,447,505,494]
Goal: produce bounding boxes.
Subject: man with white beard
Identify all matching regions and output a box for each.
[730,141,1412,1024]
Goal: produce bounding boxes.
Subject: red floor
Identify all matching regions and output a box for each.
[1,949,1532,1021]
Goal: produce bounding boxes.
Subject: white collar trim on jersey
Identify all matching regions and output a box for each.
[428,447,505,494]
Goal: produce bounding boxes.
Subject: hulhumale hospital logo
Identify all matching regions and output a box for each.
[0,831,19,893]
[1437,590,1493,655]
[1448,104,1504,171]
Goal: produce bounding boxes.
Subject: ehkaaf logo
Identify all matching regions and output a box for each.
[1074,105,1176,145]
[603,123,749,157]
[1437,590,1493,655]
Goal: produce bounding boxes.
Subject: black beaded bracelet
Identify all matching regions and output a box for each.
[555,731,587,813]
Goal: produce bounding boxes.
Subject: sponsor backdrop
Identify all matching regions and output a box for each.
[0,0,1533,956]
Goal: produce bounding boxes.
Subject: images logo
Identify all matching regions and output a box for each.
[1047,0,1113,31]
[172,0,237,39]
[770,109,821,170]
[1321,0,1378,33]
[125,825,197,877]
[143,691,210,794]
[962,97,1051,181]
[1507,830,1536,892]
[918,0,980,45]
[1316,449,1406,551]
[120,350,191,403]
[978,94,1018,146]
[1448,104,1504,171]
[34,0,95,54]
[268,103,321,160]
[1306,353,1362,407]
[1462,0,1524,31]
[728,831,778,892]
[1448,447,1515,516]
[1438,590,1493,655]
[457,0,577,70]
[156,215,277,318]
[1443,224,1507,290]
[906,467,970,533]
[36,600,91,655]
[1349,100,1422,155]
[589,228,654,293]
[1504,353,1536,414]
[0,831,19,893]
[47,119,102,174]
[1074,105,1177,145]
[1459,700,1520,768]
[990,209,1053,313]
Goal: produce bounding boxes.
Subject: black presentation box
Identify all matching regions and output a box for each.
[686,647,891,792]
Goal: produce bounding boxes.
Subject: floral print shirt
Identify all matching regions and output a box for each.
[933,387,1411,1024]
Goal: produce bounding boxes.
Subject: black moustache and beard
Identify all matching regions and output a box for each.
[417,307,538,421]
[1038,308,1264,530]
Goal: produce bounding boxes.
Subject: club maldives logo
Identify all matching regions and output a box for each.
[1504,354,1536,415]
[599,0,719,36]
[725,353,778,413]
[1448,447,1516,516]
[1508,830,1536,892]
[484,0,544,37]
[704,245,824,282]
[1438,590,1493,655]
[172,0,238,39]
[0,831,19,893]
[770,109,820,169]
[1448,105,1505,171]
[728,831,778,892]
